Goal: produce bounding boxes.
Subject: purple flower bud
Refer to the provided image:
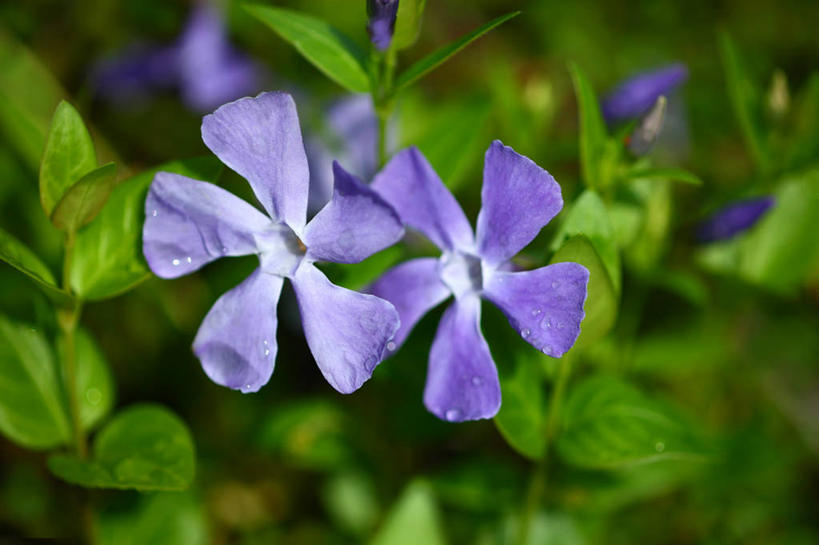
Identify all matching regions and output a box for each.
[367,0,400,51]
[697,196,775,242]
[602,63,688,123]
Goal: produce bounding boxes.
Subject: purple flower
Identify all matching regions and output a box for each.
[142,92,404,394]
[697,196,775,242]
[601,63,688,123]
[367,0,400,51]
[92,3,262,112]
[369,142,589,422]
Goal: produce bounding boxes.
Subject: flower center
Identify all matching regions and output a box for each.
[255,223,307,277]
[439,251,483,298]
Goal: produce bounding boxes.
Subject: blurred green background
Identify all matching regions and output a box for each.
[1,0,818,544]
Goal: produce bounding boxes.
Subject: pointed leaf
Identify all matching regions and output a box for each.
[39,101,97,216]
[48,404,195,491]
[623,166,702,186]
[0,226,67,303]
[569,62,608,189]
[245,4,370,92]
[370,481,446,545]
[391,0,427,50]
[51,162,118,232]
[394,12,519,92]
[494,353,546,460]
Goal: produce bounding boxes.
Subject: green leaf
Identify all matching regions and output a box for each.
[494,353,546,460]
[0,226,68,303]
[97,492,208,545]
[557,376,710,469]
[322,471,380,537]
[550,235,617,346]
[551,189,621,294]
[569,62,608,189]
[394,12,519,92]
[244,4,370,93]
[370,481,446,545]
[622,166,703,186]
[48,404,196,491]
[719,32,770,173]
[51,162,117,232]
[71,157,222,300]
[391,0,427,50]
[39,101,98,217]
[62,328,115,432]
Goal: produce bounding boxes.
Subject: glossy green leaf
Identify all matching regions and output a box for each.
[370,481,446,545]
[391,0,427,50]
[623,166,703,186]
[551,235,617,346]
[71,157,222,301]
[569,62,608,189]
[48,404,195,491]
[60,328,115,432]
[39,101,97,217]
[245,4,370,93]
[51,162,117,232]
[551,189,621,294]
[0,226,67,303]
[719,32,770,173]
[494,353,546,460]
[97,492,207,545]
[394,12,519,92]
[558,376,710,469]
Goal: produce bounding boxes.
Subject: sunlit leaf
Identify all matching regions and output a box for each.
[51,162,118,232]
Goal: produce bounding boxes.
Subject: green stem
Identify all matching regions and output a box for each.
[373,48,398,168]
[517,352,574,544]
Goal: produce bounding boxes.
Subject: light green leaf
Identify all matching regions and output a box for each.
[61,328,115,432]
[370,481,446,545]
[551,190,621,294]
[245,4,370,93]
[97,492,208,545]
[624,178,673,272]
[394,12,519,92]
[623,166,703,186]
[48,404,196,491]
[71,157,222,301]
[39,101,97,217]
[719,32,770,173]
[569,62,608,189]
[391,0,427,50]
[558,376,710,469]
[0,226,67,303]
[51,162,117,232]
[323,471,380,537]
[494,353,546,460]
[550,235,617,346]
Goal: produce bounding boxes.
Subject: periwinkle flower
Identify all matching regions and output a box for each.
[92,2,262,112]
[143,92,404,394]
[602,63,688,122]
[367,0,400,51]
[369,142,589,422]
[697,196,775,242]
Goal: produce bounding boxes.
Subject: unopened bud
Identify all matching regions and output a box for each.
[628,95,667,156]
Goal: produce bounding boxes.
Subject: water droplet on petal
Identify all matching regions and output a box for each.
[542,346,552,356]
[531,308,541,317]
[655,441,665,453]
[551,281,560,289]
[186,256,192,264]
[520,328,531,339]
[264,349,270,356]
[556,321,565,330]
[445,409,461,422]
[471,376,483,387]
[540,318,552,330]
[386,341,396,351]
[172,259,180,266]
[151,209,158,217]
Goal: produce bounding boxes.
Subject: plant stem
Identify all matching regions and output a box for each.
[517,352,574,544]
[374,48,397,168]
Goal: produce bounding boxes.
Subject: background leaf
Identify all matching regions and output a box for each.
[51,162,117,232]
[623,166,703,185]
[48,404,196,491]
[39,101,97,216]
[494,353,546,460]
[370,480,447,545]
[96,492,208,545]
[245,4,370,93]
[70,157,222,301]
[569,62,608,189]
[557,376,710,469]
[0,226,67,303]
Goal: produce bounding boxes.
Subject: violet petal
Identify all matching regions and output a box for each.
[601,63,688,122]
[367,0,400,51]
[696,196,775,242]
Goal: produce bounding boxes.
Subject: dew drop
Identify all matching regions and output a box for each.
[542,346,552,356]
[551,281,560,289]
[151,209,158,217]
[520,328,531,339]
[556,321,565,330]
[186,256,192,264]
[471,376,483,387]
[386,341,396,351]
[264,349,270,356]
[655,441,665,453]
[172,258,180,266]
[85,388,102,406]
[244,384,252,391]
[540,318,552,330]
[445,409,461,422]
[531,308,542,317]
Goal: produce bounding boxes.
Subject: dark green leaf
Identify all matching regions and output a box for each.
[39,101,97,216]
[0,226,67,303]
[558,376,710,469]
[370,481,446,545]
[71,157,222,300]
[51,162,117,232]
[48,404,196,491]
[61,328,115,432]
[97,492,207,545]
[550,235,618,346]
[569,63,608,189]
[391,0,427,50]
[494,353,546,460]
[394,12,519,92]
[623,166,703,186]
[245,4,370,93]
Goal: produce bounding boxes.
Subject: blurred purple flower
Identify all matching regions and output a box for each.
[697,196,775,242]
[602,63,688,122]
[143,92,404,394]
[367,0,400,51]
[92,3,263,112]
[369,142,589,422]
